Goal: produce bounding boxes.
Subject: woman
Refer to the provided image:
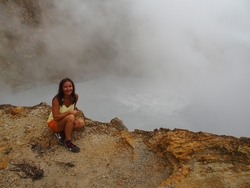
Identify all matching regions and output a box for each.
[47,78,84,152]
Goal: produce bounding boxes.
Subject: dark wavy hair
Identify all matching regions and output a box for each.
[54,78,76,106]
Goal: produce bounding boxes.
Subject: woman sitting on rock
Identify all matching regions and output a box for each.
[47,78,84,152]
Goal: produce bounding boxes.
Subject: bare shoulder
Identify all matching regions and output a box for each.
[75,93,79,99]
[52,96,59,102]
[52,96,59,105]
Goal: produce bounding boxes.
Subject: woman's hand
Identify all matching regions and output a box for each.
[52,98,79,121]
[69,110,78,115]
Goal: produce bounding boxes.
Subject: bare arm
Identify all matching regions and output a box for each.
[74,93,79,110]
[52,97,78,121]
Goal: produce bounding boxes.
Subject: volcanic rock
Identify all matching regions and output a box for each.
[0,103,249,187]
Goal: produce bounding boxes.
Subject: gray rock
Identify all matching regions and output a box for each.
[110,117,128,132]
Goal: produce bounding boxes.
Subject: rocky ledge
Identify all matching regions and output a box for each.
[0,103,250,188]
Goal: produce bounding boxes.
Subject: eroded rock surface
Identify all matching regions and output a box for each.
[0,103,250,188]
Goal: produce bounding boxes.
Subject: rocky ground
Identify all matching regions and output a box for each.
[0,103,250,188]
[1,1,250,187]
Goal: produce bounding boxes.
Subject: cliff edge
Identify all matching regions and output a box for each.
[0,103,250,188]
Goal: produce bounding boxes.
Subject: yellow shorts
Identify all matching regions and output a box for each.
[47,120,59,133]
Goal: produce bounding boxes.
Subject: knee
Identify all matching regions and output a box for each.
[65,114,75,122]
[78,119,85,128]
[75,118,85,129]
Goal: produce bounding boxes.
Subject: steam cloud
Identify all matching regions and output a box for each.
[129,1,250,136]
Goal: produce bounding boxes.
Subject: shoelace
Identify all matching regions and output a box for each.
[66,142,76,148]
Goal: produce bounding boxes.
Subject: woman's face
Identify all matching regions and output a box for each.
[62,81,73,96]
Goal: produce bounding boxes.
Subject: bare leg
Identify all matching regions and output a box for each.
[73,118,85,130]
[57,114,75,140]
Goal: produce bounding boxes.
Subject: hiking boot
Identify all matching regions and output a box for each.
[55,132,65,145]
[64,141,80,152]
